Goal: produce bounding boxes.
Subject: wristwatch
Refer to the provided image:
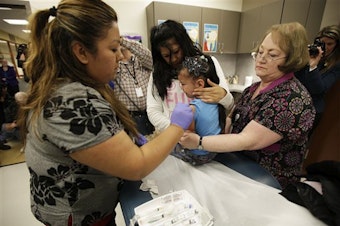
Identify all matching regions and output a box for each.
[197,136,203,150]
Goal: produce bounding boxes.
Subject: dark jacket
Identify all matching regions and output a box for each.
[295,62,340,114]
[280,161,340,226]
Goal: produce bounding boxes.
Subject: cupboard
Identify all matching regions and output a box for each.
[146,1,325,54]
[146,1,240,53]
[237,0,326,53]
[201,8,240,53]
[237,0,283,53]
[281,0,326,42]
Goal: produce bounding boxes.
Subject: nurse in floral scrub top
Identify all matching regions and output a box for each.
[179,22,316,190]
[17,0,193,225]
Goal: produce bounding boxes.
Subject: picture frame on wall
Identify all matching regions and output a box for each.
[203,24,218,52]
[183,21,200,45]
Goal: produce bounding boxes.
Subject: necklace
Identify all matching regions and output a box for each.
[123,59,138,85]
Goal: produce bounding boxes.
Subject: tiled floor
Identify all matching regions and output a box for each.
[0,162,126,226]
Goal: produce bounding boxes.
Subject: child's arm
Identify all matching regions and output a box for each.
[188,105,196,132]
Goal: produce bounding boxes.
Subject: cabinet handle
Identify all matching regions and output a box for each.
[218,42,224,54]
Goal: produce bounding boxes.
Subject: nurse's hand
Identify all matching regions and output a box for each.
[192,79,226,103]
[135,134,148,146]
[170,103,193,130]
[179,130,200,150]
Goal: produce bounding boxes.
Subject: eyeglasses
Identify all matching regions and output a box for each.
[251,52,286,62]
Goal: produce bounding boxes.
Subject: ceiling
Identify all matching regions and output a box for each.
[0,0,31,41]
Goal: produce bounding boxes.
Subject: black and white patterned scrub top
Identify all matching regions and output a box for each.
[25,82,124,226]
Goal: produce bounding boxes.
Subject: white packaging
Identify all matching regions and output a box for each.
[130,190,214,226]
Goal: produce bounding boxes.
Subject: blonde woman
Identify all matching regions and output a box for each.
[180,22,316,190]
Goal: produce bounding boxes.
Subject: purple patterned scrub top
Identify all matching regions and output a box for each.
[230,73,315,189]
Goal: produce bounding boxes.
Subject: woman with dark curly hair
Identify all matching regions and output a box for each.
[147,20,234,132]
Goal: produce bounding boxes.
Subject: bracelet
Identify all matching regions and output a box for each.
[197,136,203,150]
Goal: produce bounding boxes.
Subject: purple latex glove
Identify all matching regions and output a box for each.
[170,103,193,130]
[135,134,147,146]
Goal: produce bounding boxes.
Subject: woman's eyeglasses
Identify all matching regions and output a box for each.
[251,52,286,62]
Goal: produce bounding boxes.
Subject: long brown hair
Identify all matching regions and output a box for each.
[316,25,340,73]
[18,0,138,141]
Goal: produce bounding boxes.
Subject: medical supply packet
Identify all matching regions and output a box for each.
[130,190,214,226]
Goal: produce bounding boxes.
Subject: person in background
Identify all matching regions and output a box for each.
[180,22,316,190]
[147,19,234,132]
[0,79,7,124]
[0,59,19,96]
[112,37,154,135]
[295,24,340,131]
[16,43,30,83]
[0,79,11,150]
[0,136,10,150]
[173,55,225,165]
[1,91,28,142]
[17,0,193,225]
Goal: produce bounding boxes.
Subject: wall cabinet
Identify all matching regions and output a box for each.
[237,0,326,53]
[281,0,326,42]
[146,1,240,53]
[281,0,310,25]
[237,6,261,53]
[146,2,200,48]
[302,0,327,42]
[146,1,325,54]
[146,2,180,25]
[202,8,240,53]
[237,0,284,53]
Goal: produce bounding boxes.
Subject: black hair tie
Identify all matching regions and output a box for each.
[49,6,57,17]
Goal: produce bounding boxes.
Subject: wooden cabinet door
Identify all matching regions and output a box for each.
[179,5,201,23]
[146,2,180,48]
[154,2,180,24]
[220,10,241,53]
[202,8,240,53]
[179,5,202,45]
[305,0,327,42]
[237,7,261,53]
[281,0,310,24]
[259,0,284,38]
[201,8,221,53]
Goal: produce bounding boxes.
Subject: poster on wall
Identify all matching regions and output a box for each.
[183,21,199,45]
[203,24,218,52]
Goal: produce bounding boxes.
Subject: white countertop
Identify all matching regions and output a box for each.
[228,84,248,93]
